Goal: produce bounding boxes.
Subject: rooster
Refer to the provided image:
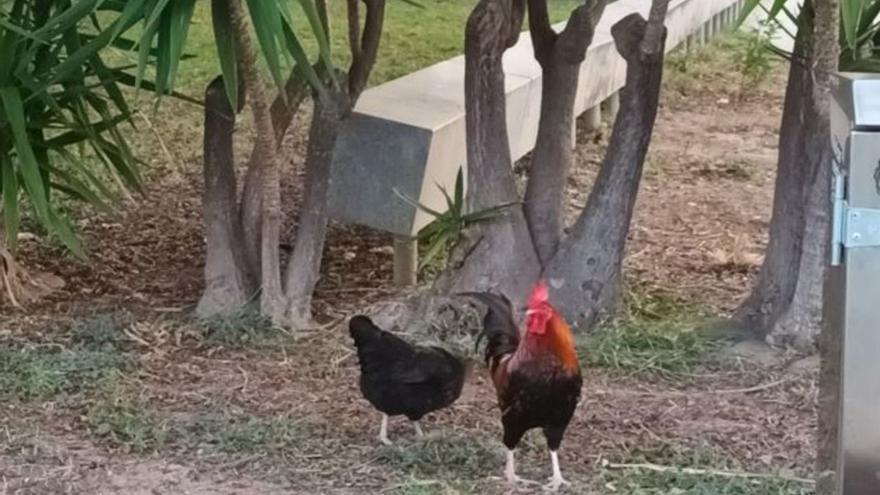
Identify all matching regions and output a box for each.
[348,315,467,445]
[462,281,582,491]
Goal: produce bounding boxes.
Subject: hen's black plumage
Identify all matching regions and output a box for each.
[349,315,466,421]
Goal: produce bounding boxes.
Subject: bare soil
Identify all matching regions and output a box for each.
[0,41,817,494]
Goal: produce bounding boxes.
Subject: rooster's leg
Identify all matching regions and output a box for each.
[503,449,539,486]
[543,450,570,491]
[378,414,392,445]
[505,449,518,483]
[412,421,424,437]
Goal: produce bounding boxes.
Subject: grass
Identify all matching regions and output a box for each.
[197,310,289,348]
[0,344,124,400]
[72,313,128,350]
[379,432,501,484]
[87,392,303,455]
[194,413,303,455]
[664,30,781,98]
[579,290,722,376]
[171,1,587,96]
[86,395,172,453]
[594,445,814,495]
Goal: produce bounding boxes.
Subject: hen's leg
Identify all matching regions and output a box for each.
[378,414,392,445]
[412,421,424,437]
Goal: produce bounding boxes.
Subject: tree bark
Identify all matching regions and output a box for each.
[733,4,814,336]
[197,76,254,316]
[240,71,310,278]
[229,0,285,322]
[280,0,386,327]
[523,0,607,265]
[438,0,541,304]
[543,8,668,328]
[282,93,348,327]
[769,0,837,351]
[348,0,385,101]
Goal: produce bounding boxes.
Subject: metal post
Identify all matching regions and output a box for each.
[824,73,880,494]
[393,236,418,286]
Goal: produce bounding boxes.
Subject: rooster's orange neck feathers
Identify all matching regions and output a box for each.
[522,311,579,373]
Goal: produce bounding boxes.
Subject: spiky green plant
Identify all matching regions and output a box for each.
[740,0,880,71]
[395,167,517,271]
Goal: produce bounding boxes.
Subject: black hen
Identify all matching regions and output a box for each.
[349,315,466,444]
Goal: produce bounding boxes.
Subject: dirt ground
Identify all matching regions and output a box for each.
[0,37,818,495]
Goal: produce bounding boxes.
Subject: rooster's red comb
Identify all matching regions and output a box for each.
[527,280,549,308]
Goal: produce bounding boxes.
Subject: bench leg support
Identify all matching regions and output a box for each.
[393,236,418,287]
[602,93,620,122]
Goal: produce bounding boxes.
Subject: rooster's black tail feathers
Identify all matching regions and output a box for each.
[458,292,519,364]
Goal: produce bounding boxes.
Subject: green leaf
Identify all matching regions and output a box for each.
[418,230,454,269]
[841,0,862,50]
[392,187,445,218]
[212,0,240,110]
[136,0,173,92]
[47,208,84,257]
[0,87,51,221]
[293,0,335,79]
[737,0,760,26]
[279,9,326,95]
[437,183,457,217]
[0,152,19,250]
[155,0,196,94]
[454,167,463,213]
[245,0,290,97]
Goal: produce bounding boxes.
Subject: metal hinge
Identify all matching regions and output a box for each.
[831,164,880,266]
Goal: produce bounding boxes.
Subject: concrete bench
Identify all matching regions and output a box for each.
[327,0,745,285]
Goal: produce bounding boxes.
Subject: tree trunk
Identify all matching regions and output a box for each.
[240,72,310,278]
[197,76,254,317]
[438,0,540,303]
[733,4,813,336]
[769,0,837,351]
[769,143,829,350]
[279,0,386,327]
[282,94,347,327]
[543,10,668,328]
[815,0,840,487]
[523,0,607,265]
[229,0,285,322]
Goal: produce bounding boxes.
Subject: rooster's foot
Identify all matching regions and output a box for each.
[542,474,570,492]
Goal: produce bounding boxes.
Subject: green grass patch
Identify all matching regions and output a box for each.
[595,445,814,494]
[198,310,288,348]
[71,313,128,351]
[87,395,172,453]
[171,1,588,96]
[87,394,302,456]
[384,478,463,495]
[579,291,721,376]
[193,413,303,455]
[0,344,124,400]
[378,432,500,486]
[664,30,781,97]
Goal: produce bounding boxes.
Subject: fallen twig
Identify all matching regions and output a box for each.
[602,460,815,485]
[710,377,790,395]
